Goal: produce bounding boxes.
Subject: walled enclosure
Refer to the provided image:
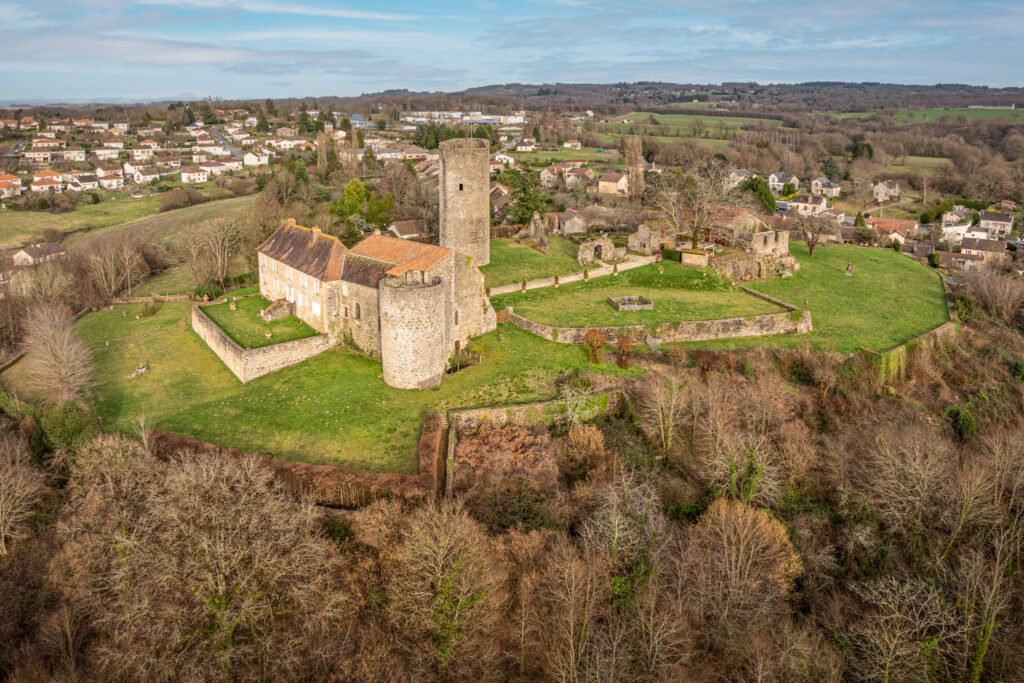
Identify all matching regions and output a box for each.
[439,137,491,266]
[191,305,335,383]
[379,274,449,389]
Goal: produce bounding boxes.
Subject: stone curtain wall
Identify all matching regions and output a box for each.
[191,305,334,383]
[505,308,812,345]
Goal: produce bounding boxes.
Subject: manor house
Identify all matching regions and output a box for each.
[256,138,496,389]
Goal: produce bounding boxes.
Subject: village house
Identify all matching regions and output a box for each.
[871,180,901,203]
[728,168,755,189]
[0,174,22,198]
[492,152,516,167]
[628,220,683,254]
[768,171,798,193]
[23,149,53,164]
[789,193,828,216]
[98,174,124,190]
[275,126,297,138]
[132,166,160,184]
[868,217,919,242]
[93,147,121,162]
[66,173,99,192]
[942,204,973,228]
[598,172,629,196]
[545,210,588,236]
[130,147,155,161]
[811,177,841,198]
[199,161,226,176]
[960,237,1009,264]
[979,211,1014,238]
[13,242,66,267]
[59,149,87,163]
[563,140,582,150]
[181,167,208,184]
[515,137,536,152]
[220,158,243,172]
[244,150,270,166]
[387,219,428,240]
[540,165,564,188]
[29,178,62,193]
[31,138,65,150]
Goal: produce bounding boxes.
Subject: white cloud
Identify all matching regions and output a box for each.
[134,0,419,21]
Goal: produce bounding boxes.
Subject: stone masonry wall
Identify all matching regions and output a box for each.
[379,276,449,389]
[191,305,335,383]
[505,307,812,345]
[439,138,491,266]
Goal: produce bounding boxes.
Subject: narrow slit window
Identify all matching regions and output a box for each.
[458,183,463,191]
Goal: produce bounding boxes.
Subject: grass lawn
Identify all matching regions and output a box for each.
[681,242,949,353]
[491,263,780,329]
[202,295,317,349]
[621,111,782,130]
[0,303,639,472]
[482,237,581,287]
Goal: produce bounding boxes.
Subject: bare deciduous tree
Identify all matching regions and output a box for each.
[22,305,93,404]
[791,213,839,257]
[0,434,45,556]
[965,269,1024,324]
[632,369,686,452]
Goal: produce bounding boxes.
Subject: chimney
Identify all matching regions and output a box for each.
[310,226,321,242]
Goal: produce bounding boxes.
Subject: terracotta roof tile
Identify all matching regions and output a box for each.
[349,234,450,277]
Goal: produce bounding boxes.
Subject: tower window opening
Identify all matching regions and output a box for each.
[458,183,463,191]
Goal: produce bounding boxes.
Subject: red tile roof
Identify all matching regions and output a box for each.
[349,234,450,277]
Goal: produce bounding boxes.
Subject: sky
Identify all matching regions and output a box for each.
[1,0,1022,102]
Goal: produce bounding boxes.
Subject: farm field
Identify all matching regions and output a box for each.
[491,263,780,328]
[0,304,638,473]
[0,195,163,248]
[512,146,620,163]
[620,111,784,130]
[887,155,952,176]
[893,108,1024,124]
[201,293,317,349]
[482,237,581,288]
[681,242,948,353]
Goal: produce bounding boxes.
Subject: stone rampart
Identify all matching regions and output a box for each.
[505,307,812,345]
[191,305,334,383]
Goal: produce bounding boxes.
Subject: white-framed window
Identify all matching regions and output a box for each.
[313,279,320,295]
[271,260,277,272]
[286,267,291,281]
[300,273,307,287]
[312,301,321,317]
[299,293,306,308]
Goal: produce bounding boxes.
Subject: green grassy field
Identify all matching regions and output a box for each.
[482,237,581,287]
[888,155,952,176]
[0,195,164,248]
[682,242,949,353]
[69,194,256,247]
[621,111,783,130]
[0,304,638,472]
[202,295,317,349]
[893,108,1024,124]
[512,146,621,163]
[492,263,780,329]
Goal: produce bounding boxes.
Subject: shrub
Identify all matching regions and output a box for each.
[954,297,974,321]
[661,247,682,262]
[945,404,978,441]
[1011,359,1024,381]
[927,252,941,268]
[39,402,98,452]
[583,329,607,363]
[140,302,157,317]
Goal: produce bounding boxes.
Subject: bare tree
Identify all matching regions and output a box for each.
[22,305,93,404]
[965,269,1024,324]
[384,501,507,679]
[625,136,646,200]
[791,213,839,257]
[180,218,246,291]
[84,238,149,299]
[0,434,45,556]
[652,161,737,248]
[632,369,686,452]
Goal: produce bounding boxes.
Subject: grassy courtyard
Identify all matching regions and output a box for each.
[683,242,949,353]
[201,293,317,349]
[2,303,639,473]
[491,263,780,329]
[482,237,581,288]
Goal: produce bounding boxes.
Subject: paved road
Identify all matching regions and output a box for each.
[210,126,243,160]
[489,254,659,296]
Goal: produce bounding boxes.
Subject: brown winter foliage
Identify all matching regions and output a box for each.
[4,275,1024,682]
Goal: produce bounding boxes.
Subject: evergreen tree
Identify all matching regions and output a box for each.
[341,178,368,216]
[504,169,549,225]
[822,156,841,182]
[264,98,277,116]
[256,110,270,133]
[739,176,776,214]
[854,211,866,227]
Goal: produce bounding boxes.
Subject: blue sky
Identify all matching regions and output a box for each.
[1,0,1021,102]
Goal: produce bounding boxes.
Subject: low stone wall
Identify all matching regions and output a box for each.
[191,305,334,383]
[110,294,193,304]
[680,249,710,267]
[505,308,812,345]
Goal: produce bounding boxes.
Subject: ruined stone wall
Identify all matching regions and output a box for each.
[439,138,490,266]
[379,276,448,389]
[504,307,812,345]
[713,252,798,281]
[191,305,334,383]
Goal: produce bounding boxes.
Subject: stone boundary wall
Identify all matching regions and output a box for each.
[110,294,193,304]
[737,286,802,311]
[505,308,812,345]
[191,305,334,383]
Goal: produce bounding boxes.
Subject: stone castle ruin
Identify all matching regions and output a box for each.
[235,137,495,390]
[712,229,799,281]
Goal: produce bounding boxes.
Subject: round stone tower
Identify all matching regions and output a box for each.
[439,137,490,266]
[379,274,448,389]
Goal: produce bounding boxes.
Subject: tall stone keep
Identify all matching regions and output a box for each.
[439,137,490,266]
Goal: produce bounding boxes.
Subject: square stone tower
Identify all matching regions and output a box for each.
[439,137,490,266]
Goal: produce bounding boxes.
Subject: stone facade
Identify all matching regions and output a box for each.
[439,138,490,266]
[577,234,621,264]
[380,274,449,389]
[191,305,334,383]
[628,222,682,254]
